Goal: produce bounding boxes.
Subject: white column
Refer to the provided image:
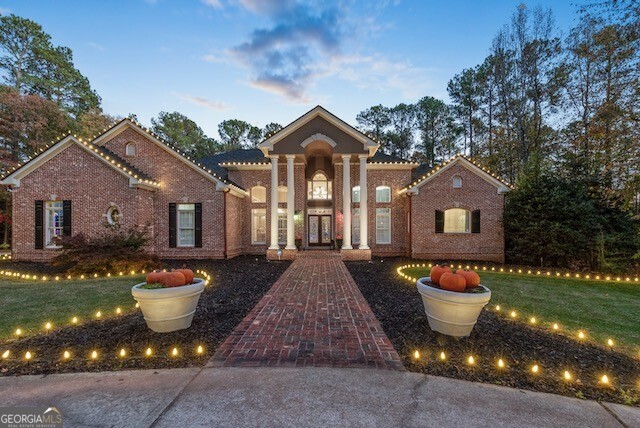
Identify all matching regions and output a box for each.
[269,155,279,250]
[358,154,369,249]
[342,155,352,250]
[285,155,296,250]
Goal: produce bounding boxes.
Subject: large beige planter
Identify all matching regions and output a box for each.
[131,279,205,333]
[416,277,491,338]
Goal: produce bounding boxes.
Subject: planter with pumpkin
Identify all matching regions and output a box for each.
[131,268,205,333]
[415,265,491,337]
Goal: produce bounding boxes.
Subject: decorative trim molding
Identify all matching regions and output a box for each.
[300,133,338,148]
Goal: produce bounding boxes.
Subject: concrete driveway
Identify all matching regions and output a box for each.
[0,367,638,427]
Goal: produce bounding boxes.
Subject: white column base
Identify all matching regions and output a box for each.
[268,245,280,250]
[341,245,353,250]
[285,245,296,250]
[358,245,370,250]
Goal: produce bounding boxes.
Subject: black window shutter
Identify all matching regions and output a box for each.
[35,200,44,249]
[471,210,481,233]
[169,203,177,248]
[435,210,444,233]
[195,203,202,248]
[63,200,72,236]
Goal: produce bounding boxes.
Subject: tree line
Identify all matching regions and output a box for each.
[0,14,282,245]
[356,2,639,211]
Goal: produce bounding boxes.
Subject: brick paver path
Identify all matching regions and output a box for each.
[211,252,404,370]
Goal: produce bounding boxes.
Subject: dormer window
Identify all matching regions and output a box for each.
[125,142,137,156]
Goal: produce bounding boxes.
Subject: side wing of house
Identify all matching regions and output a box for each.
[2,119,248,261]
[404,156,511,263]
[1,136,158,261]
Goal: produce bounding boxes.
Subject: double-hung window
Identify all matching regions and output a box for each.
[277,208,287,244]
[252,208,267,244]
[45,201,64,248]
[376,208,391,244]
[352,208,360,244]
[177,204,195,247]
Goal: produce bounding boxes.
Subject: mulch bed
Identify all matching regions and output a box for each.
[0,256,291,376]
[346,257,640,406]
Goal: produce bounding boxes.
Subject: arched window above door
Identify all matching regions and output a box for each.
[307,172,332,200]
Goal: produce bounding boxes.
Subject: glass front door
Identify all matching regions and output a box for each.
[308,215,331,246]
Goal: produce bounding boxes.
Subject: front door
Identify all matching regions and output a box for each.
[308,215,332,246]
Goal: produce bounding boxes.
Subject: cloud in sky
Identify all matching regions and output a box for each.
[173,92,232,111]
[0,7,11,15]
[87,42,105,51]
[201,0,223,9]
[217,0,431,104]
[228,1,344,103]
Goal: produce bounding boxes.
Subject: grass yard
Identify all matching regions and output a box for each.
[401,267,640,355]
[0,275,144,339]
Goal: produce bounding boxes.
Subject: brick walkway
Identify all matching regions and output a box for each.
[210,252,404,370]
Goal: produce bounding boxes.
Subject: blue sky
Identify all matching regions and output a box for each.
[1,0,586,137]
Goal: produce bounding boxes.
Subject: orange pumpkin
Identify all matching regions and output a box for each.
[146,270,164,285]
[174,269,195,284]
[439,273,466,292]
[456,269,481,288]
[430,265,452,285]
[159,271,187,288]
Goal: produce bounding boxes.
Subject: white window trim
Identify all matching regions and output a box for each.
[444,208,471,233]
[307,172,332,200]
[278,186,288,204]
[277,208,287,244]
[352,186,360,203]
[106,205,120,226]
[376,186,391,203]
[251,186,267,203]
[251,208,267,245]
[45,201,63,249]
[376,207,391,245]
[177,204,195,247]
[352,207,360,244]
[125,142,137,156]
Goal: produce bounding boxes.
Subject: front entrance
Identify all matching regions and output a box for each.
[308,215,332,246]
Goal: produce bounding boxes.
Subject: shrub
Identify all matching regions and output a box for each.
[505,170,639,274]
[51,225,161,275]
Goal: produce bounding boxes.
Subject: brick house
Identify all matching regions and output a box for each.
[0,106,510,262]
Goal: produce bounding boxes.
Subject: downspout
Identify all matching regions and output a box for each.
[222,189,228,259]
[408,194,412,258]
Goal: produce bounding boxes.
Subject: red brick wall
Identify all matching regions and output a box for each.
[335,162,412,257]
[410,162,505,263]
[102,128,226,259]
[11,143,147,261]
[228,163,305,253]
[225,191,243,258]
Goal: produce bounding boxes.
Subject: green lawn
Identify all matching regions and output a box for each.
[0,275,145,339]
[402,267,640,356]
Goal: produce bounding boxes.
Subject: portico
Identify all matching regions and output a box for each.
[258,106,378,261]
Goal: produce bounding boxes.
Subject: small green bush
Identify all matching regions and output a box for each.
[51,225,160,275]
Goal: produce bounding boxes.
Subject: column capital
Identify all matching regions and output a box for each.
[358,154,369,160]
[285,154,296,160]
[269,154,279,161]
[341,154,351,161]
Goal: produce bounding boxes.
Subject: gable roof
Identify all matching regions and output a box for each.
[90,118,247,195]
[258,106,379,156]
[400,154,512,195]
[0,135,160,190]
